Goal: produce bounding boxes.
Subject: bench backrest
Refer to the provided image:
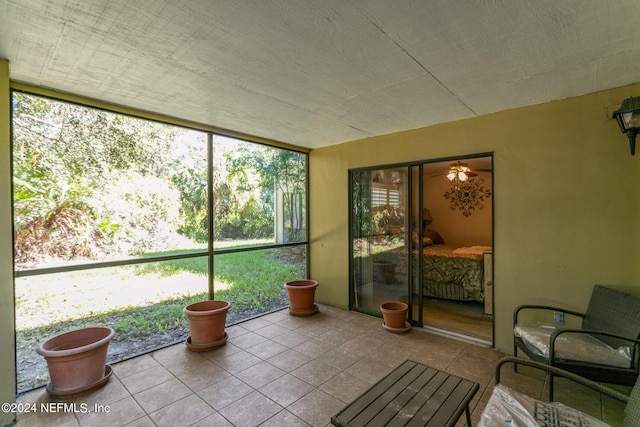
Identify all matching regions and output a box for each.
[583,285,640,349]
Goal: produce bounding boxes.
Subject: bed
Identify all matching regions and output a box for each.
[416,245,490,303]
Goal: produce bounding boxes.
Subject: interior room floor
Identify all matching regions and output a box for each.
[16,304,627,427]
[422,298,493,344]
[371,280,493,344]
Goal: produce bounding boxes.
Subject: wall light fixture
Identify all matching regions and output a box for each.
[612,96,640,155]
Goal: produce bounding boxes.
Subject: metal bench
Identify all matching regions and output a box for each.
[514,284,640,398]
[479,357,639,427]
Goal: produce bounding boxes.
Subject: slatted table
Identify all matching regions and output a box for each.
[331,360,478,427]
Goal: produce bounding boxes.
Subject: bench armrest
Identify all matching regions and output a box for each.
[495,357,629,404]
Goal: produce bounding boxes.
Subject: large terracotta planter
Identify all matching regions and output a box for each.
[37,327,115,398]
[373,260,397,283]
[284,280,319,316]
[380,301,410,332]
[184,300,230,351]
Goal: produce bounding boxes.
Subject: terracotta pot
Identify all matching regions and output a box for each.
[184,300,230,349]
[374,260,397,283]
[284,280,319,316]
[380,301,408,328]
[37,327,115,397]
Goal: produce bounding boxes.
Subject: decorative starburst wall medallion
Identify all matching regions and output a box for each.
[444,177,492,217]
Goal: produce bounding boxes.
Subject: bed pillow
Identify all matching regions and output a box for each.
[412,232,434,246]
[424,229,445,244]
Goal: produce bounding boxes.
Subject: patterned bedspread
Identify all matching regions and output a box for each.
[417,245,487,303]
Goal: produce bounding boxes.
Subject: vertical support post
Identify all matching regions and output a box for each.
[0,58,17,426]
[208,133,215,300]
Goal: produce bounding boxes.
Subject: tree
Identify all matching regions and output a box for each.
[12,92,306,267]
[12,92,194,266]
[220,140,306,241]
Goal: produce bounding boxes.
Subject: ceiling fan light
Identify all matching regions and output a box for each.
[446,171,456,181]
[458,172,468,181]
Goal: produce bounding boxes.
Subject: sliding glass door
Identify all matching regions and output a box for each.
[349,167,414,320]
[349,156,494,345]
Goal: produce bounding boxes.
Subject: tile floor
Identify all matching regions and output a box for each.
[15,304,627,426]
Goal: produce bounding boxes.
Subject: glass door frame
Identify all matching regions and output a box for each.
[410,163,424,326]
[348,152,494,334]
[348,163,422,324]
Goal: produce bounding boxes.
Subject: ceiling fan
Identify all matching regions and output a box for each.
[432,161,492,188]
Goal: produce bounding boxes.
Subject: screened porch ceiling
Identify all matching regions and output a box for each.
[1,0,639,149]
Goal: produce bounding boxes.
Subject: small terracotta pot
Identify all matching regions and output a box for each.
[380,301,408,328]
[284,280,319,316]
[37,327,115,397]
[184,300,230,347]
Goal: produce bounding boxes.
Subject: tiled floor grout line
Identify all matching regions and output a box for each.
[183,313,341,426]
[243,311,444,426]
[16,304,626,427]
[150,356,214,426]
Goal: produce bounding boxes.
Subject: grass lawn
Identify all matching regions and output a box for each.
[15,245,306,393]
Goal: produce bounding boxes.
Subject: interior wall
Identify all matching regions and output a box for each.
[423,169,492,247]
[310,83,640,353]
[0,58,16,426]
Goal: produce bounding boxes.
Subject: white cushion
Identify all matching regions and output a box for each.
[515,324,632,369]
[478,383,611,427]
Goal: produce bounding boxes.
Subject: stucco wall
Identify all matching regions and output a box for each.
[309,83,640,353]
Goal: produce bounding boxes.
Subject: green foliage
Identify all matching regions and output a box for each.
[11,92,197,265]
[14,198,106,265]
[98,172,183,255]
[171,167,208,242]
[373,206,404,236]
[352,170,373,238]
[12,92,307,267]
[219,141,306,241]
[12,93,309,392]
[214,248,303,312]
[136,249,208,277]
[110,298,196,336]
[16,247,305,391]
